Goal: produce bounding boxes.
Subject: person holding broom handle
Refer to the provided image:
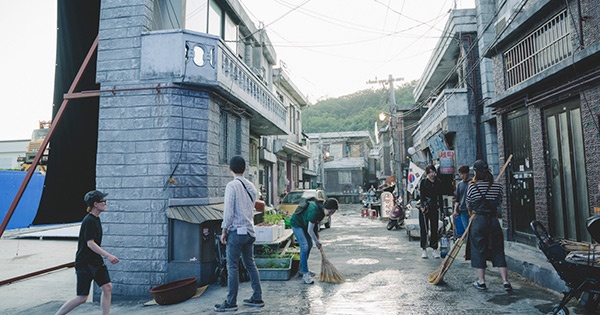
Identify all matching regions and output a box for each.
[290,198,339,284]
[467,159,512,291]
[419,164,444,259]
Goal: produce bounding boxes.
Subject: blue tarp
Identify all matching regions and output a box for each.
[0,170,45,229]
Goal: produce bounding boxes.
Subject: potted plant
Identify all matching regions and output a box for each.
[254,250,293,281]
[255,212,284,242]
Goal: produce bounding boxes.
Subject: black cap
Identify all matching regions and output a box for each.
[84,190,108,207]
[473,160,489,173]
[323,198,339,210]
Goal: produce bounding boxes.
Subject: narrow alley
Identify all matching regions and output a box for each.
[1,203,574,315]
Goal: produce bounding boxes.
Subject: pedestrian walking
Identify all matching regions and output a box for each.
[214,156,264,312]
[290,197,339,284]
[367,185,376,203]
[452,165,471,237]
[419,164,444,259]
[55,190,119,315]
[467,159,512,291]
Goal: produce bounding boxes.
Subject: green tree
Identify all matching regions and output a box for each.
[303,81,418,133]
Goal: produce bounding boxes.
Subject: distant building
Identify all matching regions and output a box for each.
[0,140,28,169]
[307,131,372,203]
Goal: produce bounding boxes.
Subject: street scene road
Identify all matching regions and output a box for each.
[1,203,571,315]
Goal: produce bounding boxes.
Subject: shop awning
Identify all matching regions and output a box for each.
[166,205,224,225]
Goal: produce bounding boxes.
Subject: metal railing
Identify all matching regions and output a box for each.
[504,10,572,88]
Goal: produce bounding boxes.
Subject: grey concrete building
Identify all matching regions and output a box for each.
[0,140,28,170]
[407,0,600,294]
[411,9,485,197]
[271,67,311,204]
[90,0,312,300]
[307,132,372,203]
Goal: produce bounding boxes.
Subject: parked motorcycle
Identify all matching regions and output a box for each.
[386,195,406,230]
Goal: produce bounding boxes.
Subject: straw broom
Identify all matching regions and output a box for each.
[319,247,345,283]
[428,154,513,285]
[428,216,473,284]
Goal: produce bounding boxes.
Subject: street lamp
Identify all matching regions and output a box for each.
[408,147,416,156]
[318,136,331,190]
[378,111,404,196]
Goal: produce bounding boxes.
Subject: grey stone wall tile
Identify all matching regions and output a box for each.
[98,58,141,71]
[101,0,149,9]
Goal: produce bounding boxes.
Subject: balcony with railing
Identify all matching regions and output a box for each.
[412,88,468,151]
[140,30,287,136]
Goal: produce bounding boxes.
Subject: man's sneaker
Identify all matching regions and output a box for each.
[503,282,513,291]
[472,281,487,290]
[303,273,314,284]
[421,249,428,259]
[298,270,316,278]
[214,301,238,312]
[432,249,440,259]
[243,298,265,307]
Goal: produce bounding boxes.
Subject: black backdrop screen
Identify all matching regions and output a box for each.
[33,0,101,224]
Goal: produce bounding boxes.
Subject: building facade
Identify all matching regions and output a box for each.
[411,9,487,198]
[93,0,310,299]
[484,0,600,244]
[0,140,28,170]
[307,132,372,203]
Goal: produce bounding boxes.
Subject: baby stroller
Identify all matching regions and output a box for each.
[530,218,600,315]
[214,232,251,286]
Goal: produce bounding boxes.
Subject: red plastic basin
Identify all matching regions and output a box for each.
[149,277,197,305]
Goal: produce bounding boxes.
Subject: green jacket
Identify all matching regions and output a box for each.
[290,200,325,230]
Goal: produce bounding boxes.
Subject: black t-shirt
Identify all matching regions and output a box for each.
[75,213,104,267]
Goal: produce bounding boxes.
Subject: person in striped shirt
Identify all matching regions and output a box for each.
[467,159,512,291]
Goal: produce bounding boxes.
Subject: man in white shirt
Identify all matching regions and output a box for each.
[215,156,264,312]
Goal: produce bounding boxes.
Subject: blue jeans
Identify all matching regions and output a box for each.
[226,232,262,305]
[292,226,313,274]
[453,212,469,237]
[458,212,470,237]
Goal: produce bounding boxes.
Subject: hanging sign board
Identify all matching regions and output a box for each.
[380,191,394,219]
[439,150,455,174]
[427,131,448,160]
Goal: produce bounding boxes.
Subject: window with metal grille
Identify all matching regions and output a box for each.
[219,111,242,164]
[503,10,572,88]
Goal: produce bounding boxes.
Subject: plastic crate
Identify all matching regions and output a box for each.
[255,257,292,281]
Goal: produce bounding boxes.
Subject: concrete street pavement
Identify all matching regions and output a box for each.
[1,204,579,314]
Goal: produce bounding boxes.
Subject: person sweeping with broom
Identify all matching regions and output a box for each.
[467,159,512,291]
[290,198,339,284]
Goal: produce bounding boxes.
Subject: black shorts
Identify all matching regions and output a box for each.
[76,264,111,296]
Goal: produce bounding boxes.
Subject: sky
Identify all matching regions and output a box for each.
[0,0,474,141]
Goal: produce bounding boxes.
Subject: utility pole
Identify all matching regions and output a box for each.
[367,75,404,196]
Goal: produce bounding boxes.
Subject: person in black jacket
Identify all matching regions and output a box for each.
[419,164,444,259]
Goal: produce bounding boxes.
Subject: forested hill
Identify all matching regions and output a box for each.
[302,80,417,133]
